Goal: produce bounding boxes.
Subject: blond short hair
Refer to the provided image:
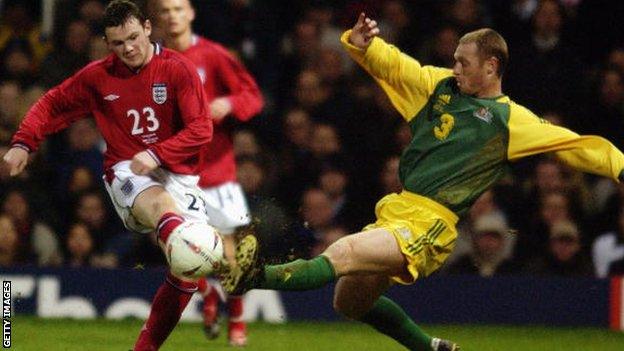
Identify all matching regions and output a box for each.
[459,28,508,77]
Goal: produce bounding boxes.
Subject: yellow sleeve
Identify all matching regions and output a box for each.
[507,102,624,181]
[340,30,453,121]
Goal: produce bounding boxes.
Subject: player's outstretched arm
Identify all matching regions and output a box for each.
[3,147,29,176]
[507,102,624,181]
[341,13,452,121]
[348,13,380,49]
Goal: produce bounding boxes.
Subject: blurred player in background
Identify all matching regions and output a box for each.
[3,1,217,350]
[223,13,624,351]
[153,0,264,346]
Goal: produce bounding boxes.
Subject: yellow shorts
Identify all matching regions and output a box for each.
[363,191,459,285]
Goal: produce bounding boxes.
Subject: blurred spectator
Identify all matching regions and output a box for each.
[488,0,537,42]
[448,189,511,265]
[377,0,419,55]
[77,0,105,33]
[292,187,336,258]
[301,187,335,234]
[526,220,594,276]
[578,68,624,151]
[303,2,342,53]
[293,69,329,114]
[592,205,624,278]
[292,68,353,127]
[394,122,412,152]
[521,157,589,224]
[0,214,20,266]
[39,19,92,88]
[279,20,321,105]
[278,122,345,213]
[0,41,38,87]
[538,191,575,227]
[418,24,460,68]
[233,129,261,158]
[444,0,491,34]
[574,0,624,65]
[282,107,312,151]
[64,222,95,267]
[516,190,575,264]
[51,119,104,201]
[506,0,582,114]
[606,47,624,76]
[0,2,51,67]
[379,155,401,196]
[317,162,366,231]
[310,123,341,160]
[445,213,517,277]
[279,107,312,173]
[1,188,62,266]
[88,35,109,61]
[0,145,11,182]
[313,47,347,90]
[73,191,129,266]
[67,166,97,194]
[0,80,21,143]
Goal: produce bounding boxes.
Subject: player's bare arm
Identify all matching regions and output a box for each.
[348,13,380,49]
[3,147,29,176]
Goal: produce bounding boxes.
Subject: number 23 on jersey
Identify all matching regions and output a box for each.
[127,107,160,135]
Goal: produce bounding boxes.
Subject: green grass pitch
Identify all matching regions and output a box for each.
[9,315,624,350]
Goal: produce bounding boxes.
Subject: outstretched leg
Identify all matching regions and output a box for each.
[225,228,406,293]
[334,275,434,351]
[134,272,198,351]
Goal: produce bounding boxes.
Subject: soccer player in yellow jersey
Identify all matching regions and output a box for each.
[222,13,624,351]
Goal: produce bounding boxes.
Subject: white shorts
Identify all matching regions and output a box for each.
[104,161,209,234]
[202,181,251,235]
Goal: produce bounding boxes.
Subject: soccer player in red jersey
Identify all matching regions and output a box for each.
[153,0,264,346]
[3,1,217,350]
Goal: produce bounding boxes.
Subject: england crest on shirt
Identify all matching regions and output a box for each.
[152,83,167,104]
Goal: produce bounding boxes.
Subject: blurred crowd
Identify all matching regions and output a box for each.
[2,0,624,279]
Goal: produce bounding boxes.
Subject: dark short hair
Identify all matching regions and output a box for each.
[103,0,146,29]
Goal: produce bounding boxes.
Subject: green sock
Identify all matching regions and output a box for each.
[359,296,433,351]
[258,256,336,290]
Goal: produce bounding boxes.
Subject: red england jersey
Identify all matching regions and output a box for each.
[12,43,212,175]
[182,35,263,187]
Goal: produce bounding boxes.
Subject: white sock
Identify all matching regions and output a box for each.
[431,337,441,351]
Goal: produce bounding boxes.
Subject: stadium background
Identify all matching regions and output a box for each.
[2,0,624,350]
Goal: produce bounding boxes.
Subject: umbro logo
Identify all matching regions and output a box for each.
[104,94,120,101]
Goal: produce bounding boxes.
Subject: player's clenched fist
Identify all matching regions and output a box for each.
[2,147,29,176]
[130,150,159,175]
[349,13,380,49]
[209,97,233,120]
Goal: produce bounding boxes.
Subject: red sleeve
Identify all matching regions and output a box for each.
[11,69,93,152]
[215,48,264,121]
[149,60,213,169]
